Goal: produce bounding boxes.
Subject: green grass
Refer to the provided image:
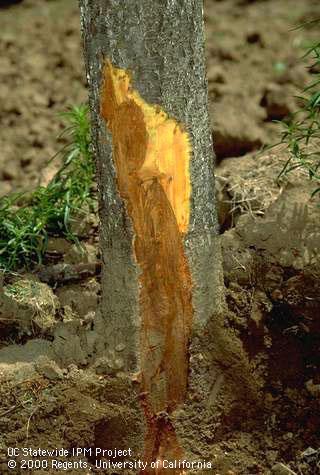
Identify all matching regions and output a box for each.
[276,25,320,197]
[0,105,96,272]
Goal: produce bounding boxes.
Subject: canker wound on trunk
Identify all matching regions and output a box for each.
[101,60,193,472]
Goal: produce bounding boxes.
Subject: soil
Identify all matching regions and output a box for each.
[1,0,320,474]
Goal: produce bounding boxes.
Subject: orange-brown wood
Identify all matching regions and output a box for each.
[101,60,194,473]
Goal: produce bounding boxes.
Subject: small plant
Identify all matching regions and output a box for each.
[276,23,320,197]
[0,105,95,271]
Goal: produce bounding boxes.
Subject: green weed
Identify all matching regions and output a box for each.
[276,24,320,197]
[0,105,95,271]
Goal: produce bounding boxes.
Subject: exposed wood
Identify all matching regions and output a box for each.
[101,60,194,465]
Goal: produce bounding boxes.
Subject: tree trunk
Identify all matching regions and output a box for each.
[79,0,225,471]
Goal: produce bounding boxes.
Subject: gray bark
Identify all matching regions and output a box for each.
[79,0,225,468]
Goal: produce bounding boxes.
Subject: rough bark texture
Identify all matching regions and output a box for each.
[79,0,226,470]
